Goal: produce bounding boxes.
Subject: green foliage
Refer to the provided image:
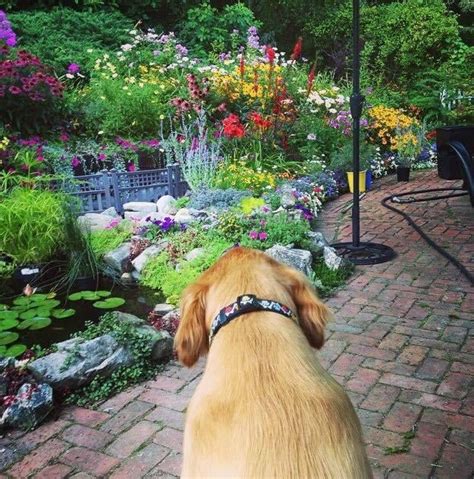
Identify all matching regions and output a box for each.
[89,222,133,258]
[66,312,161,406]
[0,189,67,264]
[384,431,416,455]
[239,197,265,215]
[9,8,134,75]
[179,2,261,57]
[310,259,354,297]
[330,140,374,173]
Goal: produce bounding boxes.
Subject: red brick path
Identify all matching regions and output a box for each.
[1,170,473,478]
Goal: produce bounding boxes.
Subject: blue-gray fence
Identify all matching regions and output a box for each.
[55,164,187,214]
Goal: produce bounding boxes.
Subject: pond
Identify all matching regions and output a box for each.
[0,278,162,354]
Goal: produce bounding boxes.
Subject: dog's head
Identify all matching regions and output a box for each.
[174,247,332,367]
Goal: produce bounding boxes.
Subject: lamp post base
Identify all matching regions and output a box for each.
[331,241,396,265]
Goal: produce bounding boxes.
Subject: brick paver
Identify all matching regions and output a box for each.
[1,171,473,478]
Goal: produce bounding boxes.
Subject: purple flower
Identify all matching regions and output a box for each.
[67,63,80,74]
[142,139,160,148]
[258,232,268,241]
[71,156,80,168]
[249,230,259,240]
[8,86,21,95]
[98,153,106,161]
[0,11,16,47]
[247,26,260,49]
[175,43,188,57]
[219,52,231,61]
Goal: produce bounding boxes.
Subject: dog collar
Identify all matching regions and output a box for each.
[209,294,297,344]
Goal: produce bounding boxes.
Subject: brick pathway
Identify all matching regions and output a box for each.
[1,170,473,478]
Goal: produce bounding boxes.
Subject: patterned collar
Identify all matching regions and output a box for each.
[209,294,298,344]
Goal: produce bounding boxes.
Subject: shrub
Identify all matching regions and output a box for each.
[0,188,67,264]
[89,222,133,258]
[188,187,251,211]
[9,8,133,75]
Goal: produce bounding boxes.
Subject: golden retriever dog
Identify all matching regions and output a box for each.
[174,247,372,479]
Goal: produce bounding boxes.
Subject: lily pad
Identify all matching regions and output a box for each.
[96,291,112,298]
[52,308,75,319]
[0,345,6,356]
[0,331,19,345]
[0,310,19,321]
[5,344,27,358]
[19,309,39,320]
[68,290,100,301]
[17,317,51,330]
[13,296,33,306]
[0,319,20,331]
[37,299,60,309]
[93,297,126,309]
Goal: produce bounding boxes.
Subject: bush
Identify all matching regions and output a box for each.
[9,8,133,75]
[89,222,133,258]
[188,187,251,211]
[0,188,67,264]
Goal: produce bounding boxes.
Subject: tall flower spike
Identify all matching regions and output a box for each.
[265,45,275,66]
[290,37,303,61]
[307,63,316,96]
[239,54,245,81]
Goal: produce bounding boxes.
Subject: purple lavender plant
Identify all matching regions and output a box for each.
[0,10,16,47]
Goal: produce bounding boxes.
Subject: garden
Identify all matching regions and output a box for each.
[0,0,472,429]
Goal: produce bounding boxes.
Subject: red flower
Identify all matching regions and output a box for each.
[290,37,303,61]
[222,114,245,138]
[265,45,275,66]
[249,112,271,130]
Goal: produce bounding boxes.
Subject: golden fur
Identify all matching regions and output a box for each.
[174,247,373,479]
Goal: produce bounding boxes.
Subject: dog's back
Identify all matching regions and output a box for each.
[182,313,372,479]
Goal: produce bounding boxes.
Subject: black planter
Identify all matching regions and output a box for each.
[397,166,411,182]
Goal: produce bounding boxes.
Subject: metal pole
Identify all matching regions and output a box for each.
[350,0,363,247]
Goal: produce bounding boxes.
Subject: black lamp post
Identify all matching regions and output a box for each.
[331,0,395,265]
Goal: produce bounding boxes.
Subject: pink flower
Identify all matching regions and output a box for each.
[258,232,268,241]
[71,156,80,168]
[249,230,259,240]
[127,162,136,172]
[59,132,69,142]
[98,153,106,161]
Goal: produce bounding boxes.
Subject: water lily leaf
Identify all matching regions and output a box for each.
[68,290,100,301]
[68,292,84,301]
[19,309,38,320]
[82,293,101,301]
[18,317,51,330]
[52,308,75,319]
[93,297,126,309]
[0,304,9,310]
[35,307,54,317]
[0,310,19,321]
[5,344,27,358]
[0,345,6,356]
[0,331,19,345]
[37,299,60,309]
[0,319,20,331]
[96,291,112,298]
[28,317,52,330]
[30,293,50,302]
[13,296,33,306]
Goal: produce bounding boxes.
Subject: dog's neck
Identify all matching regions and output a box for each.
[209,294,297,345]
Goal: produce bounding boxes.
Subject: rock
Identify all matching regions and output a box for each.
[0,357,15,372]
[123,202,157,213]
[280,185,296,208]
[120,272,135,284]
[131,241,168,273]
[103,243,132,273]
[131,270,141,281]
[160,309,181,336]
[188,208,210,219]
[153,303,175,315]
[323,246,348,271]
[0,383,53,430]
[0,375,8,396]
[185,247,205,262]
[265,244,313,276]
[174,208,195,224]
[27,336,134,390]
[156,195,178,215]
[101,207,120,218]
[77,213,118,232]
[124,211,151,221]
[307,231,330,256]
[112,312,173,361]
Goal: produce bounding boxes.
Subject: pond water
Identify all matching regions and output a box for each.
[0,279,162,351]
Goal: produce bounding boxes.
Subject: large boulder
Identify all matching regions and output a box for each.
[27,336,134,390]
[112,312,173,361]
[265,244,313,276]
[0,383,53,430]
[156,195,178,215]
[123,202,157,213]
[131,241,168,273]
[185,247,205,262]
[323,246,349,271]
[174,208,195,224]
[103,243,132,273]
[124,211,150,221]
[101,207,120,218]
[78,213,118,232]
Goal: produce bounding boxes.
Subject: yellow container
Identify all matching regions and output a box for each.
[346,171,367,193]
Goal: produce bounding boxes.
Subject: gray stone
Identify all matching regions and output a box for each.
[188,208,210,219]
[112,312,173,361]
[153,303,175,315]
[103,243,131,273]
[123,202,157,213]
[0,357,15,372]
[131,270,141,281]
[120,272,135,284]
[131,241,168,273]
[174,208,195,224]
[0,383,53,430]
[323,246,348,271]
[27,335,134,390]
[156,195,178,215]
[77,213,118,232]
[101,207,120,218]
[265,244,313,276]
[185,247,205,262]
[124,211,150,221]
[307,231,330,256]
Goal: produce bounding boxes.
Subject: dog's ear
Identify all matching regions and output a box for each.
[284,267,332,349]
[174,282,209,367]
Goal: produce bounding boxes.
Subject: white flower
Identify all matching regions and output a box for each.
[65,73,74,79]
[307,133,317,141]
[121,44,133,52]
[328,108,337,114]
